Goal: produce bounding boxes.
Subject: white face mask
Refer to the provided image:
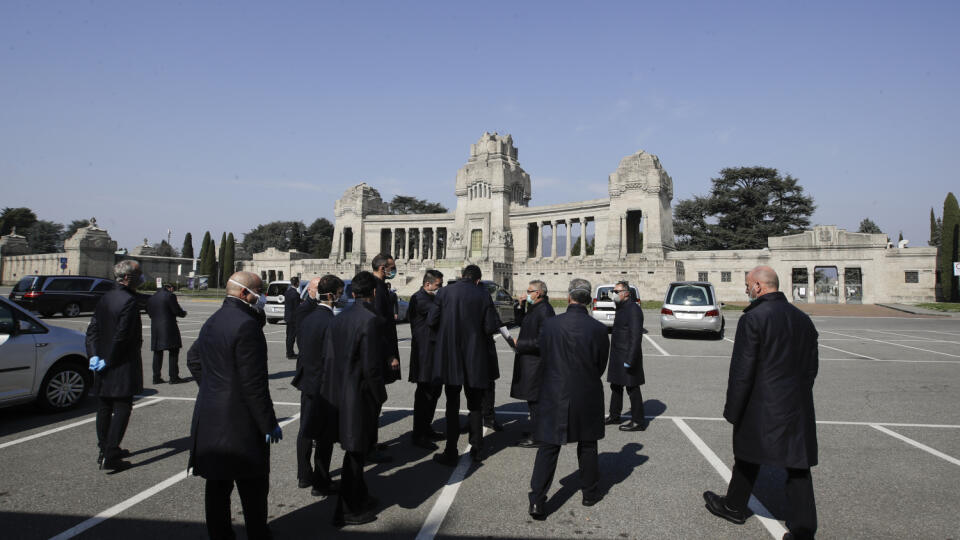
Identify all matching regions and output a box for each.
[228,279,265,310]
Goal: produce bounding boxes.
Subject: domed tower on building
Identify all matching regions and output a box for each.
[450,132,531,262]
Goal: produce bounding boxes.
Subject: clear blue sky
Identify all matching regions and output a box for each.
[2,1,957,252]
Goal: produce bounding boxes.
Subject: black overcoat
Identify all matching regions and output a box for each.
[607,300,645,386]
[283,286,301,323]
[429,279,499,388]
[373,277,401,383]
[292,304,334,395]
[305,302,388,452]
[146,288,186,351]
[407,288,438,383]
[509,299,556,401]
[85,286,144,398]
[724,291,819,469]
[534,304,609,445]
[292,299,318,374]
[186,297,278,480]
[482,288,502,382]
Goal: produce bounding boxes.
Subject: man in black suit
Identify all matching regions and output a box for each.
[407,269,444,449]
[293,274,342,497]
[146,283,187,384]
[293,276,322,331]
[284,276,302,359]
[703,266,819,540]
[188,271,282,540]
[605,280,647,431]
[304,271,387,527]
[528,278,609,519]
[85,260,145,471]
[510,280,555,448]
[430,264,500,465]
[368,253,401,462]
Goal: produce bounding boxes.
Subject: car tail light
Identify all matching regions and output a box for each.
[24,291,43,298]
[592,298,598,310]
[661,307,673,315]
[705,309,720,317]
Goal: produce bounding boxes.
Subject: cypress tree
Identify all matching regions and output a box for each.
[198,231,213,277]
[217,232,227,288]
[181,232,194,259]
[929,208,942,247]
[222,233,236,286]
[942,193,959,302]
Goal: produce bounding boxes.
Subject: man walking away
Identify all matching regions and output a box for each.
[605,281,647,431]
[284,276,302,359]
[430,264,500,465]
[306,271,387,527]
[703,266,819,540]
[528,279,609,519]
[369,253,401,462]
[408,269,445,449]
[510,280,555,448]
[86,260,145,471]
[188,271,282,540]
[293,275,342,497]
[146,282,187,384]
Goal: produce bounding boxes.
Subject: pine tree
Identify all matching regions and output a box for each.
[182,232,194,259]
[222,233,236,286]
[941,193,959,302]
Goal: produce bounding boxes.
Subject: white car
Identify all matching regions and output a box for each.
[659,281,725,338]
[264,280,306,324]
[0,296,92,410]
[591,283,642,328]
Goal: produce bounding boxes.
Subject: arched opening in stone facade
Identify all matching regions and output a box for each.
[626,210,644,254]
[814,266,839,304]
[844,267,863,304]
[527,224,539,258]
[792,268,809,303]
[343,228,353,254]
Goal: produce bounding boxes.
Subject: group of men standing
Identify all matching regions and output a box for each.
[83,255,819,540]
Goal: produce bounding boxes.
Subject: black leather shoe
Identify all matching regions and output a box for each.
[152,378,165,385]
[460,423,470,434]
[529,502,547,520]
[169,377,187,384]
[604,414,622,425]
[101,458,132,471]
[335,510,376,527]
[618,420,647,432]
[298,479,311,489]
[311,480,340,497]
[483,420,504,432]
[426,429,445,441]
[367,448,393,463]
[582,494,602,507]
[703,491,748,524]
[412,435,439,450]
[515,437,541,448]
[470,447,484,463]
[433,451,459,466]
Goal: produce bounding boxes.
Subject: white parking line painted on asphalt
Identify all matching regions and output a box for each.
[825,330,960,358]
[723,337,735,344]
[0,397,165,450]
[643,334,670,356]
[864,329,960,343]
[818,342,881,361]
[414,427,490,540]
[871,424,960,467]
[672,418,787,539]
[48,413,302,540]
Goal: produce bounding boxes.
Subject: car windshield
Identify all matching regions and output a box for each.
[666,284,714,306]
[596,286,639,301]
[266,283,289,296]
[13,277,36,292]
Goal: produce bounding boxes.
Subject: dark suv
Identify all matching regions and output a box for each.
[9,275,117,317]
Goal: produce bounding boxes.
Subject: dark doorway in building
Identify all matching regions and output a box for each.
[844,267,863,304]
[814,266,839,304]
[626,210,644,253]
[792,268,809,303]
[528,223,539,258]
[343,227,353,254]
[380,229,392,255]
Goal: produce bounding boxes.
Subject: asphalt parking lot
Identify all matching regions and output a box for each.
[1,297,958,539]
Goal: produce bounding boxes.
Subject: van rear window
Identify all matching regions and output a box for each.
[266,283,289,296]
[666,284,714,306]
[13,277,36,292]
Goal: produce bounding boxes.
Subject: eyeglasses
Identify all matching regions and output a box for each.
[613,289,627,294]
[526,290,537,294]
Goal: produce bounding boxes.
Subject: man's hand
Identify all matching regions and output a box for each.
[506,337,517,349]
[266,425,283,443]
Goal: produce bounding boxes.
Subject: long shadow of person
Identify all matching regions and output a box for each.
[642,399,667,422]
[540,442,648,517]
[107,435,192,474]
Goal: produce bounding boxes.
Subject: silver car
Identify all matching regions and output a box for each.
[591,283,642,328]
[659,281,724,338]
[0,296,92,410]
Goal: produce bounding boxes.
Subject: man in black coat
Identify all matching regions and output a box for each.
[146,283,187,384]
[703,266,819,540]
[187,271,282,540]
[305,271,387,527]
[293,276,322,331]
[85,260,145,471]
[480,283,507,432]
[293,275,342,496]
[429,264,500,466]
[605,280,647,431]
[528,278,609,519]
[510,280,555,448]
[284,276,302,359]
[408,269,445,449]
[368,253,401,463]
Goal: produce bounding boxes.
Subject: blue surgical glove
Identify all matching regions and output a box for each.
[88,356,100,370]
[92,358,106,372]
[623,362,631,368]
[265,425,283,443]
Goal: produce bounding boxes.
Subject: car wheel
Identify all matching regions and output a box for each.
[37,362,90,411]
[661,328,673,338]
[62,302,81,317]
[40,310,56,318]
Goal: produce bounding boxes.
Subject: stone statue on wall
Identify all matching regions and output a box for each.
[449,231,463,247]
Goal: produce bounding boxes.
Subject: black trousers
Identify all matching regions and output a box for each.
[96,396,133,460]
[285,320,297,357]
[726,458,817,539]
[335,451,368,520]
[412,382,441,437]
[482,380,496,424]
[609,384,645,421]
[297,393,333,488]
[529,441,599,504]
[152,348,180,380]
[205,476,270,540]
[443,384,484,455]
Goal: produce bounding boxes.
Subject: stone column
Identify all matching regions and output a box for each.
[419,228,426,260]
[620,214,628,258]
[564,219,572,258]
[535,223,543,259]
[431,228,438,260]
[550,221,558,259]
